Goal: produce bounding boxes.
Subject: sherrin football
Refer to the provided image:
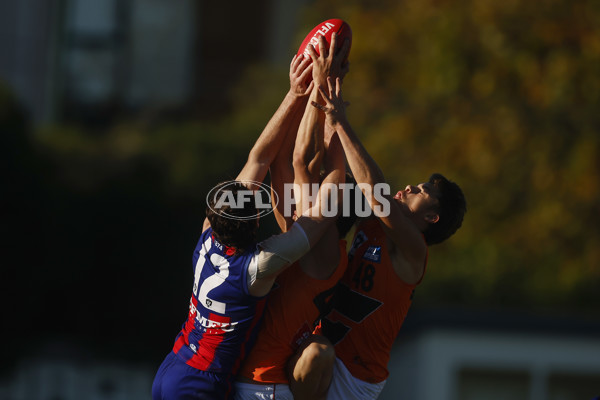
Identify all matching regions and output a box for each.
[297,19,352,61]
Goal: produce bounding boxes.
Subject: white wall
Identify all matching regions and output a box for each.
[4,357,153,400]
[380,329,600,400]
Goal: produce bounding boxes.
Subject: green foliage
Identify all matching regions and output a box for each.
[35,62,292,199]
[30,0,599,315]
[298,0,600,312]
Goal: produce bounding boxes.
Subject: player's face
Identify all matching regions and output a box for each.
[393,182,440,216]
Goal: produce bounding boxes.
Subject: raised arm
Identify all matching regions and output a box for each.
[251,44,349,296]
[313,77,428,277]
[249,128,347,297]
[269,55,313,232]
[293,33,350,215]
[203,56,312,232]
[236,70,313,185]
[292,83,325,214]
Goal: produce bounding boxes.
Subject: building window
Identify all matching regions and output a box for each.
[63,0,121,105]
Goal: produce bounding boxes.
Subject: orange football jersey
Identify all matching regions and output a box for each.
[322,218,426,383]
[238,240,348,383]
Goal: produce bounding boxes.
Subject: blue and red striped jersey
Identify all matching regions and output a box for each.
[172,227,267,375]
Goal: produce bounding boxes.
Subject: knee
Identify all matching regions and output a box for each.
[301,336,335,369]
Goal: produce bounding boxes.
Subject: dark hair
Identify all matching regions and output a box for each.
[205,181,259,254]
[422,173,467,246]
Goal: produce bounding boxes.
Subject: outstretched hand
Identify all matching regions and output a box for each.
[289,54,314,96]
[311,77,349,128]
[306,33,351,89]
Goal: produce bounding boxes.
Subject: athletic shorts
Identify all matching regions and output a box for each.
[326,357,386,400]
[233,381,293,400]
[152,351,234,399]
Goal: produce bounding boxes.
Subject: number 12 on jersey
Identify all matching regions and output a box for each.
[193,238,230,314]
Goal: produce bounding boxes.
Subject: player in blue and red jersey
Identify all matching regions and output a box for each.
[152,53,347,400]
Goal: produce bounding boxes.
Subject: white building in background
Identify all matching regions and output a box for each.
[379,309,600,400]
[0,0,309,124]
[2,3,599,399]
[0,0,60,122]
[62,0,196,109]
[2,309,597,400]
[0,0,196,123]
[1,357,154,400]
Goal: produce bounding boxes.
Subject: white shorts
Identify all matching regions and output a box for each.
[233,381,294,400]
[326,357,386,400]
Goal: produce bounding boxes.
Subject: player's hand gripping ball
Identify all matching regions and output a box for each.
[297,19,352,63]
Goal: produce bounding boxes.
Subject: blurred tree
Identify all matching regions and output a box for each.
[15,0,600,366]
[23,61,291,363]
[296,0,600,314]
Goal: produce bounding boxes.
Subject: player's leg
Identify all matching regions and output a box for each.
[152,352,231,400]
[287,335,335,400]
[152,352,177,400]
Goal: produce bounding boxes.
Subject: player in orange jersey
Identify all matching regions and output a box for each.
[235,33,354,400]
[310,76,467,399]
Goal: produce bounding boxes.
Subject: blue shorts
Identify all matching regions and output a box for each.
[152,351,234,399]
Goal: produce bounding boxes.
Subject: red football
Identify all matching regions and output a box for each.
[297,19,352,61]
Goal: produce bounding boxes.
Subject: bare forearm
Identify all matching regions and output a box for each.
[250,91,308,165]
[237,91,308,183]
[333,119,386,188]
[293,87,325,181]
[292,87,326,214]
[292,31,347,187]
[269,112,303,231]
